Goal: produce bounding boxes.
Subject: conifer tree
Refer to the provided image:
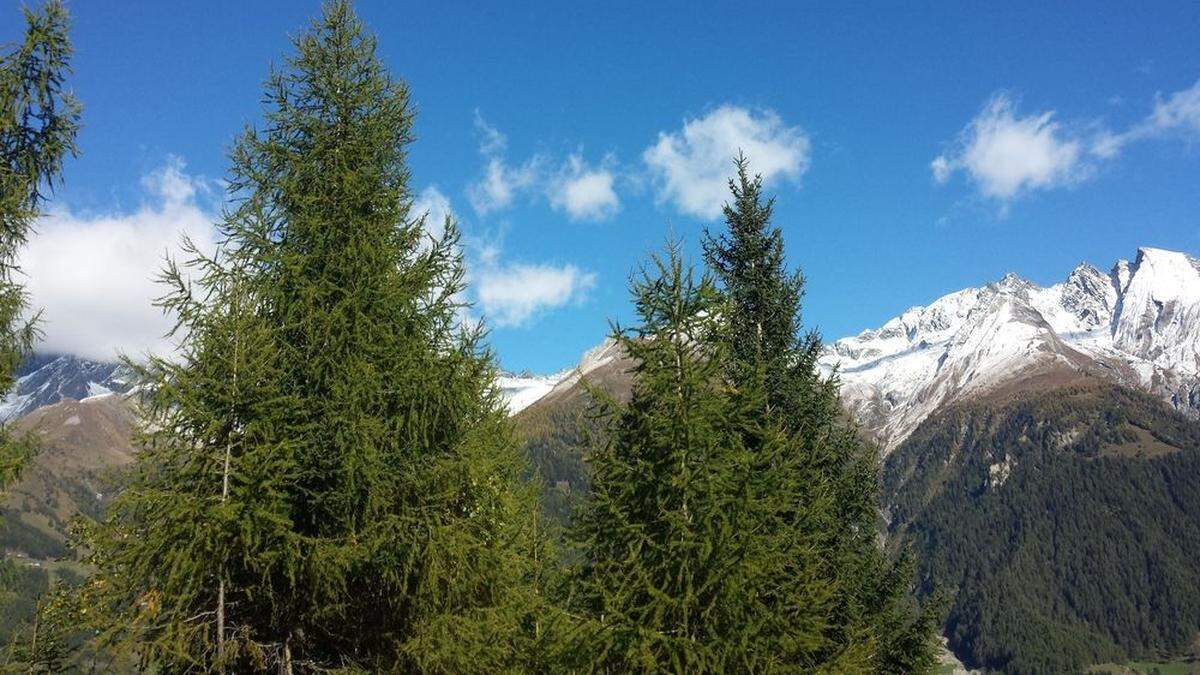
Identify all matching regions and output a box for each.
[0,6,80,672]
[702,154,939,672]
[86,3,546,672]
[0,0,79,489]
[568,243,855,672]
[5,582,81,672]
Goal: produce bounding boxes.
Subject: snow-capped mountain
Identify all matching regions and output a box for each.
[5,355,569,421]
[0,354,135,421]
[12,247,1199,445]
[497,372,562,414]
[498,338,624,414]
[820,247,1200,451]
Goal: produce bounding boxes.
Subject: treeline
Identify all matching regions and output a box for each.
[0,2,937,672]
[884,383,1200,674]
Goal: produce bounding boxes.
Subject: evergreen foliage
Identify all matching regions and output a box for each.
[0,0,79,490]
[568,243,852,671]
[702,155,939,672]
[4,581,80,672]
[85,3,547,672]
[885,383,1200,674]
[0,5,80,670]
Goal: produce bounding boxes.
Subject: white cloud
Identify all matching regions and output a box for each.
[466,113,541,216]
[475,262,595,328]
[549,154,619,221]
[474,110,508,156]
[942,80,1200,199]
[1090,130,1124,159]
[642,105,811,219]
[411,184,597,329]
[412,185,454,243]
[1097,78,1200,156]
[467,156,539,216]
[22,157,217,361]
[932,94,1086,201]
[1145,78,1200,135]
[467,113,625,223]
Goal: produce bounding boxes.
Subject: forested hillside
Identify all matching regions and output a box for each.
[884,381,1200,674]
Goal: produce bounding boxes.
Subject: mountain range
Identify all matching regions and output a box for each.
[0,354,134,422]
[5,245,1200,673]
[17,247,1200,437]
[819,246,1200,452]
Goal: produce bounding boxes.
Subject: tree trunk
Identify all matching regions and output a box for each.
[217,299,240,673]
[280,636,293,675]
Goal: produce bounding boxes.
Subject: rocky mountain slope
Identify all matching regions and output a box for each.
[819,247,1200,451]
[1,393,136,560]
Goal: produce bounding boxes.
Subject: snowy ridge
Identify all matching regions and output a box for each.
[0,355,134,421]
[7,354,578,419]
[497,372,563,414]
[498,338,623,414]
[819,247,1200,451]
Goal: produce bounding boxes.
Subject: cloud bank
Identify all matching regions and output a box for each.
[23,157,218,361]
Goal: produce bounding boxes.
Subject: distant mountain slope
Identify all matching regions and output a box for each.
[1,393,136,560]
[820,247,1200,451]
[2,353,558,421]
[0,354,134,422]
[513,339,633,522]
[883,381,1200,674]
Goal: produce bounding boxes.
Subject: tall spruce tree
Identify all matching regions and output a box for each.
[0,0,79,489]
[702,154,939,672]
[568,243,860,672]
[85,3,546,672]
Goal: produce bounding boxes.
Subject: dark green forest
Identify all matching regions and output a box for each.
[884,382,1200,674]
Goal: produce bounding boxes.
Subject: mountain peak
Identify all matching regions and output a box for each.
[994,272,1028,290]
[820,246,1200,451]
[2,355,134,422]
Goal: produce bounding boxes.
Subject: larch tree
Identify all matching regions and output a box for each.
[0,0,79,489]
[0,4,80,671]
[85,2,547,672]
[567,243,850,672]
[702,154,940,673]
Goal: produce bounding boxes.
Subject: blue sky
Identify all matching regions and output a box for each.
[13,1,1200,372]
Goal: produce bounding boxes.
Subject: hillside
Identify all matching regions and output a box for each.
[5,246,1200,671]
[1,393,136,560]
[513,338,633,523]
[884,381,1200,673]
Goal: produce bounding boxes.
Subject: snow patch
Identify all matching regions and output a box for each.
[497,374,560,414]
